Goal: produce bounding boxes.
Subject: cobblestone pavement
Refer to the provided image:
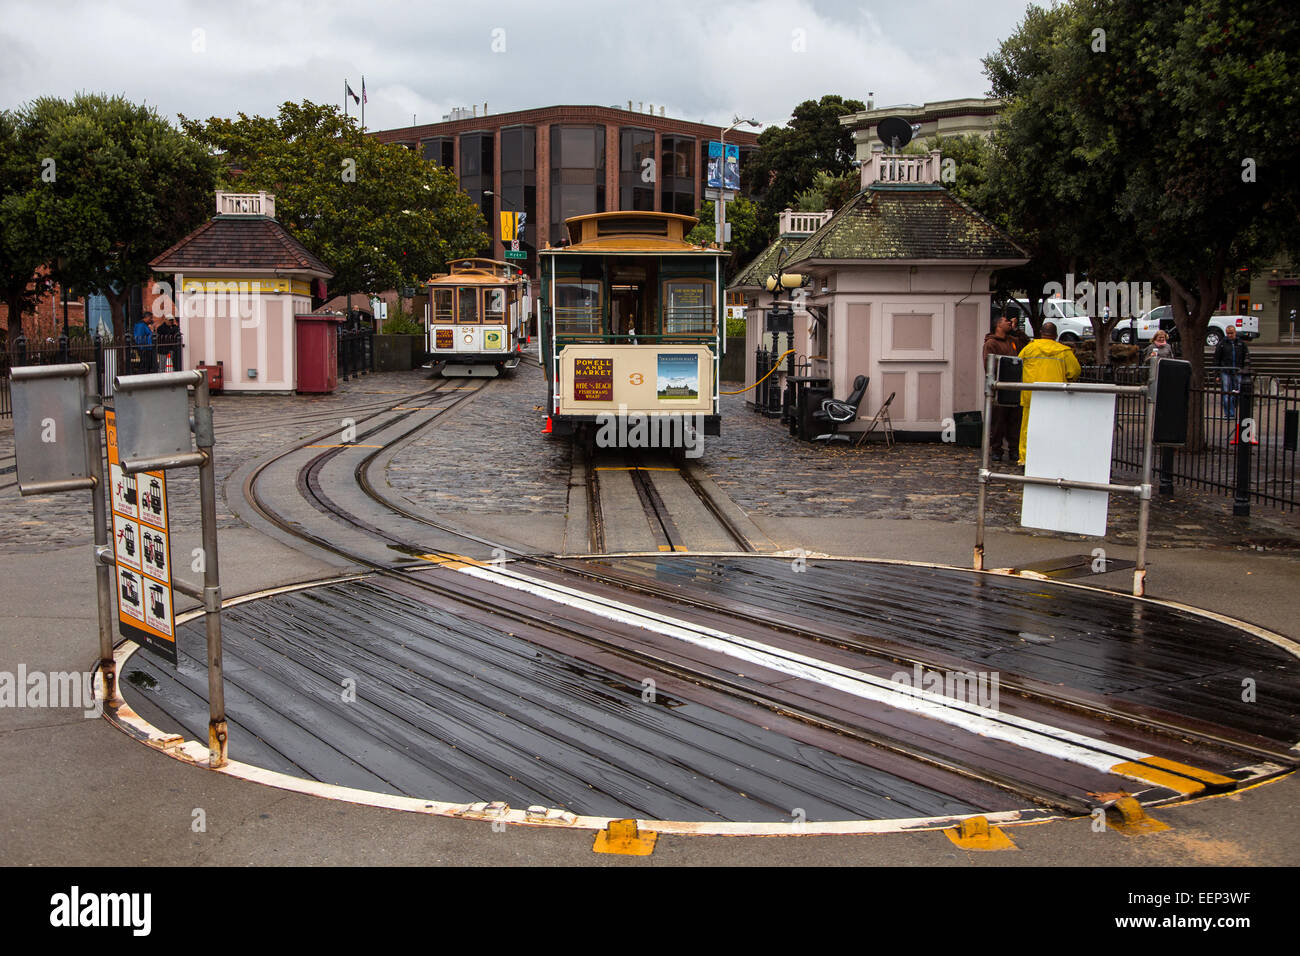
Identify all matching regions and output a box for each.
[0,369,434,555]
[6,367,1296,559]
[707,388,1300,554]
[385,361,571,515]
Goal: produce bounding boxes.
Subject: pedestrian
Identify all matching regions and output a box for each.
[982,311,1022,462]
[1212,324,1249,419]
[132,312,156,373]
[1145,330,1173,362]
[1016,321,1082,466]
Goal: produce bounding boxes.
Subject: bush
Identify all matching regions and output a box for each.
[380,314,423,335]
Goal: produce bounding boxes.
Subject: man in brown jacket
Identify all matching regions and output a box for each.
[982,312,1022,462]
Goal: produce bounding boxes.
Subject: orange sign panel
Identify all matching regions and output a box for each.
[106,410,176,665]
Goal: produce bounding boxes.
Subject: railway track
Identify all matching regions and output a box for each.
[193,397,1298,823]
[583,449,754,554]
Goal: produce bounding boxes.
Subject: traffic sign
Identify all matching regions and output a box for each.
[510,239,520,251]
[504,250,527,260]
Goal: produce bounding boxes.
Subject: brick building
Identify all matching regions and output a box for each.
[371,104,761,279]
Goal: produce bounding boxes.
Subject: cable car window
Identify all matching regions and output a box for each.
[663,279,714,334]
[555,281,602,336]
[433,289,454,323]
[484,288,506,321]
[457,287,479,324]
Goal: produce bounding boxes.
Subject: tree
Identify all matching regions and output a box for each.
[0,110,44,345]
[744,94,866,228]
[792,170,858,214]
[983,0,1300,436]
[182,101,488,303]
[686,197,763,279]
[16,94,218,342]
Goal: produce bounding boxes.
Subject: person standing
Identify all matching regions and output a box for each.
[1145,330,1174,361]
[132,313,155,373]
[1016,321,1082,466]
[1212,324,1249,419]
[982,311,1022,462]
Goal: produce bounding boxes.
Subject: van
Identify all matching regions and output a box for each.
[1000,298,1095,343]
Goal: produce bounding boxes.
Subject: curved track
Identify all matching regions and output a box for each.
[115,386,1300,826]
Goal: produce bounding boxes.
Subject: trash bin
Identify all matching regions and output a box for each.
[295,312,343,393]
[954,410,982,447]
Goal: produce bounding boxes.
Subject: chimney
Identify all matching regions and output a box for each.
[628,100,633,110]
[483,102,488,115]
[867,91,875,110]
[638,102,643,112]
[659,106,665,117]
[472,105,477,117]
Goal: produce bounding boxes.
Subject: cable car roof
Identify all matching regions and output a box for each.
[429,258,526,285]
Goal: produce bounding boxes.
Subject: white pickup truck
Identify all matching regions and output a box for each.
[1112,305,1260,348]
[1006,298,1095,343]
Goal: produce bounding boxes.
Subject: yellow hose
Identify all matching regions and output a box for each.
[721,349,797,395]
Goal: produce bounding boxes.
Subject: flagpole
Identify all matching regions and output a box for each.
[344,79,348,121]
[361,75,365,132]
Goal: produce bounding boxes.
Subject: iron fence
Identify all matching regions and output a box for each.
[4,333,183,402]
[1081,364,1298,512]
[338,327,374,380]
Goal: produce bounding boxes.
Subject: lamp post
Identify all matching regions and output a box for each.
[717,116,760,252]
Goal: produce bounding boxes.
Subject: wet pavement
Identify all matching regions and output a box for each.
[706,390,1300,555]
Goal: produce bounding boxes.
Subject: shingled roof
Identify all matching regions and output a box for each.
[730,235,797,291]
[785,184,1027,265]
[150,215,333,277]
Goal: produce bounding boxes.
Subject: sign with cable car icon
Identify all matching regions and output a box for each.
[105,410,176,664]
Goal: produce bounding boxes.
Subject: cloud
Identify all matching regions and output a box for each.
[1,0,1027,128]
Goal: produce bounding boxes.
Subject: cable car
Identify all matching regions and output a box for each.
[122,524,135,557]
[152,534,166,571]
[149,584,166,619]
[123,475,137,506]
[147,478,163,515]
[143,532,154,565]
[427,258,529,377]
[120,572,139,606]
[539,212,727,450]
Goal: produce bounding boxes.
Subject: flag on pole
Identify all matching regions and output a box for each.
[362,78,367,104]
[346,83,360,106]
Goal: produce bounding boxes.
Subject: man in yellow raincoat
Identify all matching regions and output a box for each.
[1017,321,1082,465]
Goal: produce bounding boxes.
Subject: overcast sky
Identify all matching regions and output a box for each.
[1,0,1032,132]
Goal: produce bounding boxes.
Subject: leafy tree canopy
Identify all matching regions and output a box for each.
[5,94,216,341]
[981,0,1300,386]
[181,101,488,302]
[744,94,865,224]
[686,197,764,280]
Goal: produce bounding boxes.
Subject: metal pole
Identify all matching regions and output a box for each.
[1133,357,1158,597]
[192,375,227,768]
[974,353,994,570]
[83,367,117,704]
[1233,373,1254,517]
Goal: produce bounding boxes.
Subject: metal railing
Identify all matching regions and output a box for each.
[1081,364,1298,512]
[663,306,715,335]
[5,333,183,402]
[553,307,602,337]
[338,327,374,380]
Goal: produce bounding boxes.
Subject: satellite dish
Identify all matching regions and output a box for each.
[877,116,914,151]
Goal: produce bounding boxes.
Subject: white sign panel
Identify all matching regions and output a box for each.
[1021,390,1115,537]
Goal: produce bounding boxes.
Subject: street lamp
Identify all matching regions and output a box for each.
[717,115,760,252]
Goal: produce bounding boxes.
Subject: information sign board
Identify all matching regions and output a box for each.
[106,410,176,665]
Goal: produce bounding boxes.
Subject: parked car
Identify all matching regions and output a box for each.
[1001,298,1095,343]
[1110,305,1259,348]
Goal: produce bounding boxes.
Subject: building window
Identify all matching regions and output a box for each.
[661,134,696,217]
[460,132,495,257]
[550,125,606,244]
[421,137,455,168]
[619,128,656,211]
[499,125,537,271]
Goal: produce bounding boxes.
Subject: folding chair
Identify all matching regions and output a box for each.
[854,391,896,448]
